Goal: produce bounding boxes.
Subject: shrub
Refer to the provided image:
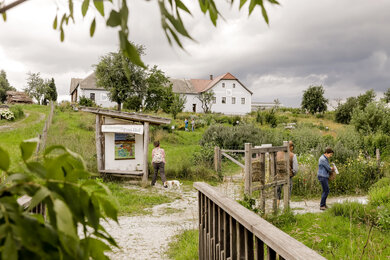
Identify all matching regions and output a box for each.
[0,108,14,120]
[9,105,24,120]
[79,96,95,107]
[58,101,73,112]
[192,143,215,168]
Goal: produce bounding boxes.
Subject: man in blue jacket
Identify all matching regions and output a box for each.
[317,148,335,210]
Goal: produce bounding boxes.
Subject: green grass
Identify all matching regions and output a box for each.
[166,229,198,260]
[269,210,390,259]
[0,104,49,171]
[106,182,174,216]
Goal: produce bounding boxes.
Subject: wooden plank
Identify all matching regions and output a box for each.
[142,122,149,185]
[238,224,245,259]
[194,182,326,260]
[224,211,230,259]
[283,141,290,210]
[215,146,221,172]
[221,149,245,153]
[198,192,203,260]
[245,229,254,260]
[251,146,288,154]
[244,143,252,195]
[80,106,171,125]
[255,237,264,260]
[267,246,276,260]
[221,152,245,169]
[260,153,266,214]
[95,115,103,171]
[271,152,277,214]
[230,216,237,260]
[219,207,224,252]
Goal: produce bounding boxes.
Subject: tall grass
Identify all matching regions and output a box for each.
[166,229,198,260]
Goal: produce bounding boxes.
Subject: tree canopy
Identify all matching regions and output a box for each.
[0,0,279,66]
[383,88,390,103]
[197,91,216,113]
[301,85,328,114]
[0,70,16,103]
[24,72,46,105]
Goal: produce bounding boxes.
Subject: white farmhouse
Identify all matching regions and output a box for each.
[70,73,116,108]
[170,72,252,115]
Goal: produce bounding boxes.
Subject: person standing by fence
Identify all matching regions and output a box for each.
[277,141,298,207]
[151,141,167,188]
[317,147,335,210]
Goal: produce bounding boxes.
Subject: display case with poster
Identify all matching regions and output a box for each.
[115,133,135,160]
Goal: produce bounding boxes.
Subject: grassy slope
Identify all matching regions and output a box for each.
[0,104,49,171]
[166,229,198,260]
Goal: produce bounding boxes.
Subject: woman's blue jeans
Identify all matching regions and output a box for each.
[318,176,329,207]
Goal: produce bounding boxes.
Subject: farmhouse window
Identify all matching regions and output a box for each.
[241,98,245,104]
[233,83,236,88]
[232,97,236,104]
[212,97,216,104]
[222,97,226,104]
[90,93,95,101]
[222,83,225,88]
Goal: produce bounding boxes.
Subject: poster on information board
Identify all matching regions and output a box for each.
[115,133,135,160]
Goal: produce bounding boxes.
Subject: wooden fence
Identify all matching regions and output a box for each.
[195,182,326,260]
[214,142,291,213]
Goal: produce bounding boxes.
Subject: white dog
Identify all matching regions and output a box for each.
[164,180,182,189]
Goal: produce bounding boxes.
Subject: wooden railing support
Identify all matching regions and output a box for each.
[244,143,252,196]
[283,141,290,210]
[214,146,221,172]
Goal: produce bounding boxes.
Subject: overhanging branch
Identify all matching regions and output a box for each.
[0,0,28,14]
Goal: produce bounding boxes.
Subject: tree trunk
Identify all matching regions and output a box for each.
[117,102,121,111]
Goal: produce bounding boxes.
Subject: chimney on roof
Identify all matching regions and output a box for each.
[210,75,213,80]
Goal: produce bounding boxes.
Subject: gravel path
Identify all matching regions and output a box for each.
[0,112,45,132]
[102,176,368,259]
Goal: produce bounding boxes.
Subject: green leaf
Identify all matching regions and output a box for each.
[106,10,121,27]
[53,199,77,239]
[0,173,29,187]
[82,0,90,17]
[3,233,17,260]
[27,187,50,211]
[2,12,6,22]
[260,2,269,24]
[87,237,111,260]
[198,0,208,13]
[20,141,37,161]
[90,18,96,37]
[26,162,46,177]
[119,31,146,68]
[248,0,256,15]
[175,0,191,14]
[60,28,65,41]
[0,146,10,171]
[93,0,105,16]
[53,15,58,29]
[239,0,248,9]
[97,196,118,222]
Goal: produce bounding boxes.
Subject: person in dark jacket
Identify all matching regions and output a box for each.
[317,147,335,210]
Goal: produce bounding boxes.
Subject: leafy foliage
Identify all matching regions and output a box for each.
[350,102,390,135]
[383,88,390,103]
[78,96,95,107]
[9,105,24,120]
[0,70,16,103]
[301,85,328,114]
[357,89,376,110]
[42,78,58,105]
[24,72,46,105]
[0,141,118,259]
[197,91,215,113]
[170,94,186,119]
[334,96,358,124]
[144,66,172,112]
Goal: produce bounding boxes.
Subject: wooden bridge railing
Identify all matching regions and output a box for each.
[194,182,325,260]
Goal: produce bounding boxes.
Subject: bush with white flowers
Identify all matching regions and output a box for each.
[0,109,15,120]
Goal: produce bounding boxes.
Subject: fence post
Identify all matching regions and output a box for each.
[376,148,381,174]
[214,146,221,172]
[244,143,252,196]
[283,141,290,210]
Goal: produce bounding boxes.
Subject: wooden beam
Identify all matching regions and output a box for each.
[251,146,288,154]
[221,152,244,169]
[142,122,150,185]
[95,115,103,171]
[244,143,252,195]
[99,169,144,176]
[220,149,245,153]
[283,141,290,211]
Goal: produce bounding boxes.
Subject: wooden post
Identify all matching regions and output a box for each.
[376,148,381,172]
[283,141,290,210]
[214,146,221,172]
[271,152,277,214]
[95,115,103,172]
[142,122,149,185]
[260,153,266,213]
[244,143,252,196]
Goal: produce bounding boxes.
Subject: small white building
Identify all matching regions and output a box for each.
[70,73,117,108]
[170,73,253,115]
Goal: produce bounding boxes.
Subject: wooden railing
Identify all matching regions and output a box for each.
[194,182,325,260]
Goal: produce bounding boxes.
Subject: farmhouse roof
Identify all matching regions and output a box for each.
[79,107,171,125]
[69,73,105,94]
[6,91,33,104]
[170,72,253,95]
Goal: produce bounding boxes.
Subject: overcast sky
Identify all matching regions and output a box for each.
[1,0,389,107]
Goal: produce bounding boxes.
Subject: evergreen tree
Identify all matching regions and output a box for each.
[0,70,16,103]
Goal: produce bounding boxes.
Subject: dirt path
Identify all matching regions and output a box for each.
[0,112,45,132]
[103,176,368,259]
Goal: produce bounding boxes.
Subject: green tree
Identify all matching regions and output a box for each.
[0,69,16,103]
[301,85,328,114]
[197,91,215,113]
[170,93,186,119]
[1,0,278,67]
[42,78,58,105]
[351,102,390,134]
[144,66,171,112]
[357,89,376,110]
[0,142,118,259]
[95,49,146,111]
[24,72,45,105]
[334,96,358,124]
[382,88,390,103]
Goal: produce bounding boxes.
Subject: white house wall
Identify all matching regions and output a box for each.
[78,89,117,108]
[103,117,144,171]
[183,94,203,113]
